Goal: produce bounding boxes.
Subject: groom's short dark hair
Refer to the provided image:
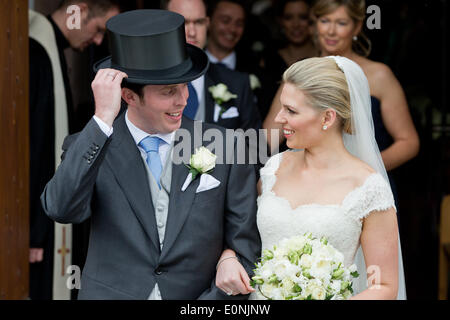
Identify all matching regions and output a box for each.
[121,82,145,101]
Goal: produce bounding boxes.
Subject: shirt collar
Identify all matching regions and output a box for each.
[125,110,175,147]
[191,75,204,97]
[205,50,236,70]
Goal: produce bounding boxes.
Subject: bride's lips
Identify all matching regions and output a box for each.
[165,111,183,121]
[283,128,295,138]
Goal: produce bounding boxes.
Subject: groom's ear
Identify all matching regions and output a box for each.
[121,87,141,107]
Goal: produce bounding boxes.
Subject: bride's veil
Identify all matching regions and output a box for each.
[328,56,407,300]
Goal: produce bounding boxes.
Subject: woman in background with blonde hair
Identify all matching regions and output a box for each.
[264,0,419,175]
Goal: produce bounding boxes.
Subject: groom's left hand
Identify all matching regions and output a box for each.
[216,258,255,296]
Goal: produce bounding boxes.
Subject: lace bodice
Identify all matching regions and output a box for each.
[256,151,395,268]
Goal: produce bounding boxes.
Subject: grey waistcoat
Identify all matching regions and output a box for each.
[144,145,173,300]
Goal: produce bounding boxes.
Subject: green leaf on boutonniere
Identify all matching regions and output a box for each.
[218,105,227,117]
[189,166,200,181]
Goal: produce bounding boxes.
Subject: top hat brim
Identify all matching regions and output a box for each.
[94,43,209,85]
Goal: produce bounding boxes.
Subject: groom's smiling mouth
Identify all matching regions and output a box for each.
[165,111,183,120]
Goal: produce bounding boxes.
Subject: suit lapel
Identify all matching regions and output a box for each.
[160,117,200,260]
[106,113,161,253]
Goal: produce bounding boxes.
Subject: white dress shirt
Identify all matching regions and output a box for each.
[191,75,206,121]
[205,49,237,70]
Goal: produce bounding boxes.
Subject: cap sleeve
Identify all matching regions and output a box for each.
[345,173,396,222]
[259,152,283,194]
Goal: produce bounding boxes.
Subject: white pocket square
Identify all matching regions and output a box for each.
[181,173,221,193]
[213,105,239,122]
[221,106,239,119]
[196,173,221,193]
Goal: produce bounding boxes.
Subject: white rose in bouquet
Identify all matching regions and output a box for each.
[250,233,359,300]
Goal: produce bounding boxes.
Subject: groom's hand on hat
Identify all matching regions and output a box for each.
[92,68,128,128]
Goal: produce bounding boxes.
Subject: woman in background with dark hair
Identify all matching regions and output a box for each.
[264,0,419,184]
[260,0,319,147]
[261,0,319,86]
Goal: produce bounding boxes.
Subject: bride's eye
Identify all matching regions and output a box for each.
[283,105,294,112]
[287,108,297,115]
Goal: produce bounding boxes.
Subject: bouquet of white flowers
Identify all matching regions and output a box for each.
[250,233,359,300]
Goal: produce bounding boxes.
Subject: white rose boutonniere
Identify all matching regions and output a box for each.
[181,146,217,192]
[208,83,237,117]
[249,74,261,90]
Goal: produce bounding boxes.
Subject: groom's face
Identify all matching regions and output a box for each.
[126,83,189,134]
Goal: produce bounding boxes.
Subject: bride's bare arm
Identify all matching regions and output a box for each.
[351,208,399,300]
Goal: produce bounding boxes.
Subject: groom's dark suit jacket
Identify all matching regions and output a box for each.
[41,114,261,299]
[203,63,261,131]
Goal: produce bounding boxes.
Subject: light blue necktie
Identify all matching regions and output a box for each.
[139,136,163,189]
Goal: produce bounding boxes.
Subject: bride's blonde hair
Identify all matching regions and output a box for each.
[282,57,353,134]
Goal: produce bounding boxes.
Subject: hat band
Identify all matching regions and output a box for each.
[111,57,193,80]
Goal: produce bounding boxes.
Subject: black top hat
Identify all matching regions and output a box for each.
[94,10,209,84]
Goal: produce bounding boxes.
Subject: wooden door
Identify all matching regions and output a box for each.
[0,0,29,300]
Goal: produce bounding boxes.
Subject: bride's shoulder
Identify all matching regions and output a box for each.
[261,150,299,175]
[345,157,379,186]
[342,159,395,220]
[343,158,393,206]
[261,152,284,173]
[265,149,304,167]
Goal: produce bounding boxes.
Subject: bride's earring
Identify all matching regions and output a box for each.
[353,35,358,41]
[322,125,328,131]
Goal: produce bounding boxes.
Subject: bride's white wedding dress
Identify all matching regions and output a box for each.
[250,151,396,299]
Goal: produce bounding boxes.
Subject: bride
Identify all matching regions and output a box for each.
[215,56,406,299]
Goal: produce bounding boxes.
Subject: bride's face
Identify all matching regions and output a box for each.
[275,83,323,149]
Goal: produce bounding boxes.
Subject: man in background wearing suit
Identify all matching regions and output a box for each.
[163,0,262,132]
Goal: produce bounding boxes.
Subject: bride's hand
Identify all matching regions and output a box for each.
[216,251,254,296]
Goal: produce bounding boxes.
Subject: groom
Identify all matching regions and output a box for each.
[41,9,261,300]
